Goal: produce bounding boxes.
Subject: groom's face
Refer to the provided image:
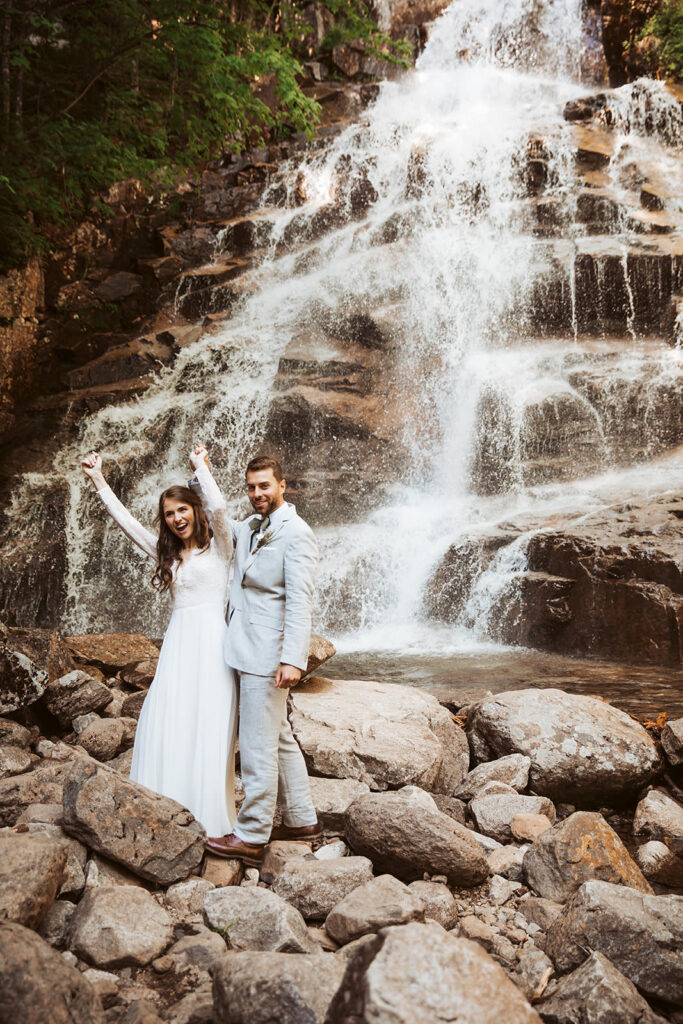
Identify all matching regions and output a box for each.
[247,468,286,516]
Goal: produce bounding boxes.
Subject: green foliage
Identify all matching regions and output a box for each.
[0,0,398,271]
[641,0,683,79]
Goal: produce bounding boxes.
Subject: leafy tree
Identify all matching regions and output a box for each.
[0,0,404,270]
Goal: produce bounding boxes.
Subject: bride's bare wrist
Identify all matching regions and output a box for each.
[89,470,107,491]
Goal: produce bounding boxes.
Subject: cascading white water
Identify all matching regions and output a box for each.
[3,0,682,658]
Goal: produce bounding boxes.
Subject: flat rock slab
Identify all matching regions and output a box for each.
[289,677,469,793]
[0,831,68,928]
[62,760,205,884]
[470,788,556,843]
[454,754,531,801]
[467,688,661,804]
[545,880,683,1005]
[212,951,346,1024]
[326,921,542,1024]
[524,811,652,902]
[272,856,374,920]
[344,788,489,887]
[326,874,424,945]
[65,633,159,671]
[537,950,667,1024]
[0,921,105,1024]
[204,885,317,952]
[68,884,173,968]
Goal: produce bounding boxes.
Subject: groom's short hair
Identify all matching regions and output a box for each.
[246,455,284,482]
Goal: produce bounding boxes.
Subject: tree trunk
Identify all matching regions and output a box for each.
[1,7,11,143]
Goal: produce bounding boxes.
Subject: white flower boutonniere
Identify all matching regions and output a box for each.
[253,529,273,553]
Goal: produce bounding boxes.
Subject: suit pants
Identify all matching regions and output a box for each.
[232,671,317,844]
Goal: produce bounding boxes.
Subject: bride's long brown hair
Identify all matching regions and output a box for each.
[151,486,212,592]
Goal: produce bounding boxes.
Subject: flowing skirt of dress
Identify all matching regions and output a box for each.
[130,601,237,837]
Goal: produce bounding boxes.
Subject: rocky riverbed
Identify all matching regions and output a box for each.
[1,622,682,1024]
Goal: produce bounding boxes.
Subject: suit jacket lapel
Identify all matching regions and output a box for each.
[240,505,293,581]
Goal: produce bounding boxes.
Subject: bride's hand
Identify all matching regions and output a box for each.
[190,444,210,471]
[81,451,102,477]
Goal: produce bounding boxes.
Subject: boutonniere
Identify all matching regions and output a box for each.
[253,529,273,553]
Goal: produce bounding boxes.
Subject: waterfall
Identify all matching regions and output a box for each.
[2,0,681,660]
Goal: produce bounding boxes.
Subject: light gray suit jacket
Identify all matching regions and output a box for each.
[224,503,317,676]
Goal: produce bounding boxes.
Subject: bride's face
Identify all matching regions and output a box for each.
[163,497,196,542]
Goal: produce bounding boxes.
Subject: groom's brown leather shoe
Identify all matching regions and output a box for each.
[206,833,265,866]
[269,821,322,842]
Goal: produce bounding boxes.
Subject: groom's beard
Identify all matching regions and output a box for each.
[250,495,281,517]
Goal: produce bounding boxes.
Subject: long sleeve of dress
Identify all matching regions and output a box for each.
[97,486,158,559]
[193,463,234,564]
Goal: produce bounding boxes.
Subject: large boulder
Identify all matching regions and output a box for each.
[0,624,74,714]
[42,669,112,726]
[203,886,318,953]
[68,885,173,968]
[0,832,68,928]
[326,921,542,1024]
[545,880,683,1005]
[212,951,346,1024]
[466,689,661,804]
[325,874,424,945]
[524,811,652,901]
[0,921,105,1023]
[64,632,159,672]
[470,786,556,843]
[633,787,683,850]
[0,759,75,826]
[61,760,205,884]
[344,787,489,887]
[308,776,371,830]
[454,754,531,801]
[12,822,88,899]
[272,856,374,920]
[537,951,668,1024]
[289,677,469,793]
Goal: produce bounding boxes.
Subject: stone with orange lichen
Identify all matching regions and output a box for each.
[524,811,652,903]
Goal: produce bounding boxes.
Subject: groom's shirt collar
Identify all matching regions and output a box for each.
[252,500,290,532]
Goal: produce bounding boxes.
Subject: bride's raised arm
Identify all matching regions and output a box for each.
[189,445,234,564]
[81,452,158,560]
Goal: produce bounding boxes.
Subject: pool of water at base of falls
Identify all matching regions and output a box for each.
[323,626,683,719]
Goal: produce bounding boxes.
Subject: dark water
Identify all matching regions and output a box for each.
[323,647,683,721]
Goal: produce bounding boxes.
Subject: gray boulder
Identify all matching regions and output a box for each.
[407,880,458,929]
[204,885,318,952]
[289,677,469,793]
[77,717,135,762]
[524,812,652,901]
[0,920,105,1023]
[272,856,374,920]
[0,831,68,928]
[68,885,173,968]
[308,776,371,830]
[662,718,683,767]
[326,921,542,1023]
[344,787,489,887]
[211,951,346,1024]
[537,951,668,1023]
[260,841,312,885]
[633,787,683,850]
[325,874,424,945]
[470,787,556,843]
[545,880,683,1005]
[62,760,205,884]
[43,669,112,727]
[38,899,76,949]
[454,754,531,800]
[164,878,215,918]
[467,689,661,804]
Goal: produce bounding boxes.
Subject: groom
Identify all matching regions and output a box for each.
[197,451,320,864]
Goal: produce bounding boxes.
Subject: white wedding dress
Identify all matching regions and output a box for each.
[97,462,237,837]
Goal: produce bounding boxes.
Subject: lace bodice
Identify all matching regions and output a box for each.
[97,463,232,610]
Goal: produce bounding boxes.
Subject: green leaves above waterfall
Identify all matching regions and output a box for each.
[0,0,394,269]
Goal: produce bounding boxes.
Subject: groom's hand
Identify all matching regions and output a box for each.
[275,664,302,689]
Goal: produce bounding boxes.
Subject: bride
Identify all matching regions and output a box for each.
[80,447,236,837]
